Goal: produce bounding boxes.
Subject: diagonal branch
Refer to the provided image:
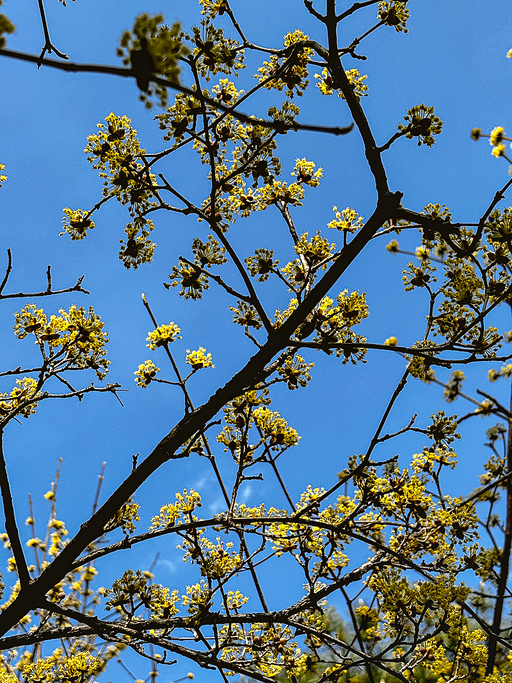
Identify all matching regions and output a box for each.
[0,49,353,137]
[323,1,389,195]
[0,192,402,635]
[0,432,30,587]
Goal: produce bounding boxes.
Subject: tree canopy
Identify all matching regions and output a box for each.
[1,1,512,682]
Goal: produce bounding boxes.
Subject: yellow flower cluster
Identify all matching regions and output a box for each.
[146,322,181,349]
[199,0,228,18]
[192,23,244,81]
[253,406,300,449]
[257,30,313,98]
[14,652,103,683]
[150,489,202,529]
[399,104,443,147]
[327,206,363,232]
[61,208,94,240]
[291,158,323,187]
[384,336,398,346]
[342,68,369,100]
[0,378,40,420]
[378,1,410,32]
[216,390,299,460]
[489,363,512,382]
[315,68,368,100]
[186,347,214,369]
[182,579,212,617]
[277,354,314,390]
[185,536,242,579]
[406,341,438,382]
[14,304,110,379]
[166,260,210,299]
[443,369,465,401]
[134,359,160,387]
[294,231,335,265]
[473,124,512,163]
[411,446,457,475]
[119,218,156,270]
[212,78,244,104]
[490,126,505,146]
[0,12,14,49]
[85,113,145,191]
[117,14,189,108]
[105,569,180,619]
[104,498,140,534]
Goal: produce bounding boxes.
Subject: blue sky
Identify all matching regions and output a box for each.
[1,0,512,679]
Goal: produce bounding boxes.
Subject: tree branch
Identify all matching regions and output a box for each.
[0,49,353,137]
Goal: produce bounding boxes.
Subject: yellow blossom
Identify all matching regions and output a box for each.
[315,68,368,100]
[186,347,214,369]
[415,245,430,261]
[61,208,95,240]
[490,126,505,146]
[492,144,506,158]
[134,359,160,387]
[328,206,363,232]
[291,158,323,187]
[146,322,181,349]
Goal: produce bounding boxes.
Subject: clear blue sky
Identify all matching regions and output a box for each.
[0,0,511,679]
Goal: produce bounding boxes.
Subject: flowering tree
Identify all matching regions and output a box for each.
[1,1,512,682]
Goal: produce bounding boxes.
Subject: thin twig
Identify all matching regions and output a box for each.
[36,0,69,66]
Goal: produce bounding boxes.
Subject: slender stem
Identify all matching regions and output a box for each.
[92,462,106,515]
[36,0,69,64]
[0,275,89,299]
[267,453,296,510]
[340,586,376,683]
[37,0,52,50]
[469,177,512,254]
[297,366,410,518]
[142,294,269,612]
[142,294,192,413]
[325,0,389,196]
[337,0,381,22]
[188,57,273,334]
[486,373,512,673]
[0,249,12,295]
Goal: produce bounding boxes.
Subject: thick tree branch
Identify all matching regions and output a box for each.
[0,192,402,635]
[0,432,30,587]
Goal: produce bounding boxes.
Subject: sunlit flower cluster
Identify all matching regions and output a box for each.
[257,30,313,98]
[186,347,214,370]
[134,359,160,387]
[314,67,368,100]
[146,322,181,349]
[327,206,363,232]
[14,304,110,379]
